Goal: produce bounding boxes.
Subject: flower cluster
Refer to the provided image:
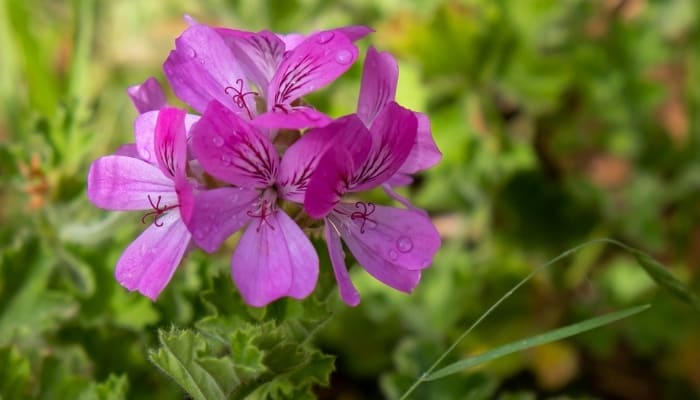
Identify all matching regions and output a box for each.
[87,18,442,307]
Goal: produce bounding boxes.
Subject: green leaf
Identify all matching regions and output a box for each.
[0,236,78,345]
[0,346,30,399]
[77,374,129,400]
[229,325,266,380]
[631,251,700,312]
[425,304,650,381]
[148,328,235,400]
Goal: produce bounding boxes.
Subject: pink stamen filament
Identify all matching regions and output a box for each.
[350,201,377,234]
[225,78,258,120]
[141,194,179,227]
[247,199,275,231]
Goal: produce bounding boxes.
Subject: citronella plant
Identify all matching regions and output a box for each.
[5,3,698,398]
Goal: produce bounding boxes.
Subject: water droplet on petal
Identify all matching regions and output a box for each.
[316,31,334,44]
[212,136,224,147]
[388,249,398,261]
[188,48,197,59]
[335,50,352,65]
[397,236,413,253]
[221,155,231,166]
[139,244,148,256]
[141,149,151,161]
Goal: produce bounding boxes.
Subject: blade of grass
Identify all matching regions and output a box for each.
[425,304,650,381]
[399,238,698,399]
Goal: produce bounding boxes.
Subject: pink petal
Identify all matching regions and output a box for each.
[324,222,360,306]
[384,173,414,188]
[192,100,279,188]
[279,114,368,203]
[154,107,188,182]
[304,146,354,219]
[135,110,199,164]
[332,203,440,271]
[87,155,177,211]
[187,187,259,253]
[397,112,442,175]
[350,102,418,191]
[333,26,374,42]
[164,24,256,119]
[114,144,139,158]
[357,47,398,126]
[127,77,167,114]
[276,32,305,51]
[115,211,191,300]
[217,29,285,98]
[277,26,372,51]
[381,183,425,214]
[232,210,319,307]
[252,107,331,131]
[267,31,358,111]
[331,209,422,293]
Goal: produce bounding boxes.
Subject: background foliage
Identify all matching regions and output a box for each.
[1,0,699,398]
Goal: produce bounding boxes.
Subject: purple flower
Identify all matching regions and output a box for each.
[163,22,366,132]
[87,107,194,300]
[186,100,320,307]
[303,102,441,306]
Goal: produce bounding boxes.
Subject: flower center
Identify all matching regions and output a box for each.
[141,194,179,227]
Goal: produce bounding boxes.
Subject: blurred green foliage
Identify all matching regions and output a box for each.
[1,0,699,398]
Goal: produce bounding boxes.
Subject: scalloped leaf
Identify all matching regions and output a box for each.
[148,328,236,400]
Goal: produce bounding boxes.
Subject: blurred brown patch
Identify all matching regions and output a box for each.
[648,63,688,146]
[586,0,647,38]
[433,213,466,239]
[676,335,700,390]
[54,37,73,81]
[687,228,700,276]
[586,154,631,190]
[587,344,660,400]
[18,153,50,210]
[469,100,490,138]
[530,342,580,390]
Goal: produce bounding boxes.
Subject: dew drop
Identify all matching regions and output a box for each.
[221,155,232,166]
[335,50,352,65]
[141,149,151,161]
[139,244,148,256]
[388,249,398,261]
[397,236,413,253]
[188,47,197,59]
[316,31,334,44]
[212,136,224,147]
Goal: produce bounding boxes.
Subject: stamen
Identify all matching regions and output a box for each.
[225,78,258,120]
[141,194,178,227]
[349,201,377,234]
[246,199,276,232]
